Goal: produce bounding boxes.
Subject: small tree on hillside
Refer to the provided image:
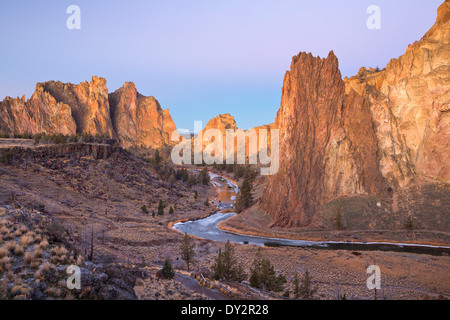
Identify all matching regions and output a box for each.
[158,200,165,215]
[249,249,286,292]
[179,233,196,271]
[161,259,175,279]
[293,274,300,299]
[235,175,253,213]
[199,167,210,185]
[211,240,246,283]
[336,207,343,230]
[153,150,161,169]
[298,269,317,300]
[212,248,225,280]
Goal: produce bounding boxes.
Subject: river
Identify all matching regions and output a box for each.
[173,172,450,256]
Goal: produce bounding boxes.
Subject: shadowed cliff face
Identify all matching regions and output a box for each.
[261,2,450,228]
[0,77,177,149]
[261,52,389,227]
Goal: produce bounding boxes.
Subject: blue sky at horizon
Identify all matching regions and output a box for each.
[0,0,442,130]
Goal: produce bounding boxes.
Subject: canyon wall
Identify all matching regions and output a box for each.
[0,77,176,149]
[261,2,449,227]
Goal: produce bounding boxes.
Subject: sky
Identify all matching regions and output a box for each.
[0,0,442,130]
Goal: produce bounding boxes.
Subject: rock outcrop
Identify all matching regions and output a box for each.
[196,113,278,163]
[42,76,115,137]
[0,77,177,149]
[109,82,177,149]
[261,2,449,228]
[0,87,76,136]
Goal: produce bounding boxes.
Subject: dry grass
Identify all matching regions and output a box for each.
[5,241,15,252]
[39,238,49,250]
[34,246,43,259]
[20,234,34,247]
[0,226,8,235]
[24,251,34,265]
[0,256,11,273]
[0,247,7,258]
[12,243,24,256]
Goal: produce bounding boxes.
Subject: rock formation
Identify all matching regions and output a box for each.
[0,77,177,149]
[196,113,278,163]
[261,2,449,228]
[109,81,177,149]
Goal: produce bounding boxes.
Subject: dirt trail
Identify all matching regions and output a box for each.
[174,274,231,300]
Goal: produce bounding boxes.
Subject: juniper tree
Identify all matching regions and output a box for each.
[298,269,317,300]
[161,259,175,279]
[179,233,196,271]
[211,240,247,283]
[249,249,286,292]
[336,207,343,230]
[153,150,161,169]
[235,175,252,213]
[158,200,165,215]
[293,274,300,299]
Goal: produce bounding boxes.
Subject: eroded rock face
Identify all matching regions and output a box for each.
[197,114,278,162]
[0,77,177,149]
[261,52,389,227]
[42,76,115,138]
[109,82,177,149]
[345,1,450,187]
[262,2,449,228]
[0,86,77,136]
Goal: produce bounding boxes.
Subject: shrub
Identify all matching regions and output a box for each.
[141,205,149,214]
[161,259,175,279]
[46,221,66,240]
[1,150,13,164]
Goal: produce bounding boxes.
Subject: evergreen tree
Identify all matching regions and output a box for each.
[161,259,175,279]
[211,241,247,283]
[141,205,148,214]
[199,167,210,185]
[182,169,189,182]
[293,274,300,299]
[405,216,414,231]
[235,175,253,213]
[212,248,224,280]
[249,249,286,292]
[153,150,161,169]
[235,263,247,283]
[223,240,237,281]
[298,270,317,300]
[249,249,263,288]
[194,191,198,200]
[158,200,165,215]
[179,233,196,271]
[152,210,155,218]
[169,206,174,214]
[336,207,343,230]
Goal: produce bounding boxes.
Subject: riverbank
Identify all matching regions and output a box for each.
[218,204,450,248]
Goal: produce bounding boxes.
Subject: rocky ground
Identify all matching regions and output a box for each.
[0,142,449,300]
